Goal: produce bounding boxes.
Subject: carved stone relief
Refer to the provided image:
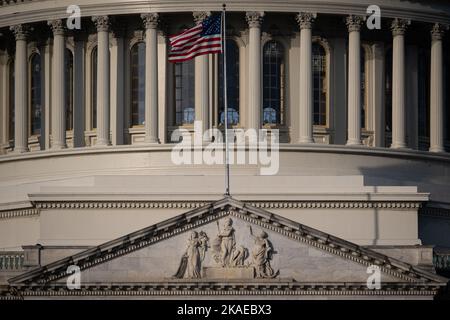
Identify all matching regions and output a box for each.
[173,216,279,280]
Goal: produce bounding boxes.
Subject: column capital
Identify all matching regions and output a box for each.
[431,23,449,41]
[345,15,364,32]
[92,15,110,32]
[296,12,316,30]
[391,18,410,36]
[10,24,30,41]
[141,13,159,29]
[48,19,65,36]
[193,11,211,25]
[246,11,265,28]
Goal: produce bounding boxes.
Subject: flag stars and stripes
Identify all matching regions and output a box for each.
[168,14,222,63]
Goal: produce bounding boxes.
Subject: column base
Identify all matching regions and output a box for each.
[13,146,29,153]
[429,146,445,153]
[298,137,314,144]
[50,143,67,150]
[390,142,408,149]
[346,140,362,146]
[144,137,160,144]
[95,140,112,147]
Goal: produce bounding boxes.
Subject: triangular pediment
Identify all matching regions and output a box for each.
[7,197,447,298]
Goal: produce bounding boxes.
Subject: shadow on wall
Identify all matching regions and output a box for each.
[358,160,450,247]
[358,160,450,199]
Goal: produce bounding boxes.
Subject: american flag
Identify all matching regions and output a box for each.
[168,14,222,63]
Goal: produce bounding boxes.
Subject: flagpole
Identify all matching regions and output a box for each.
[222,3,230,196]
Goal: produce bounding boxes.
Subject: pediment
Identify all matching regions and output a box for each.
[8,197,447,297]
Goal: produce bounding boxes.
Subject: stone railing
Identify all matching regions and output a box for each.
[0,0,32,6]
[0,252,24,270]
[434,250,450,274]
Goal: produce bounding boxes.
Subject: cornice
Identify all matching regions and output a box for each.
[0,198,425,221]
[2,144,450,165]
[1,282,441,299]
[0,208,39,220]
[31,200,423,210]
[0,1,449,29]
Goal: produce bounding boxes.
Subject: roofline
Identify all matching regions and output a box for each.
[8,196,449,285]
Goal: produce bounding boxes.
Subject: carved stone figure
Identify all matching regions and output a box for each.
[230,245,248,267]
[248,226,278,278]
[198,231,209,262]
[213,218,236,267]
[174,231,206,279]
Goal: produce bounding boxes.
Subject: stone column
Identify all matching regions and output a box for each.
[346,15,364,146]
[390,18,410,149]
[92,16,111,146]
[10,25,29,153]
[48,20,67,149]
[246,11,264,132]
[296,12,316,143]
[429,23,448,153]
[193,12,210,141]
[142,13,159,144]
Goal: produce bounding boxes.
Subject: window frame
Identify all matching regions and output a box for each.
[217,38,240,127]
[65,47,74,132]
[262,38,286,127]
[172,59,195,126]
[129,41,146,127]
[7,58,14,143]
[28,51,42,137]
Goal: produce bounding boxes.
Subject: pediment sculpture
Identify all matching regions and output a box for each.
[173,216,279,279]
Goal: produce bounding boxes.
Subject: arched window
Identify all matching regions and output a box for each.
[361,47,367,129]
[91,47,97,129]
[29,53,42,136]
[174,60,195,125]
[384,47,393,146]
[263,40,285,125]
[130,42,146,126]
[8,60,14,141]
[65,49,74,131]
[313,43,327,126]
[218,40,239,125]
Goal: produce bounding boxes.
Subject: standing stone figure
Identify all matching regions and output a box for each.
[173,231,203,279]
[248,226,278,278]
[213,218,236,267]
[198,231,209,262]
[186,231,202,278]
